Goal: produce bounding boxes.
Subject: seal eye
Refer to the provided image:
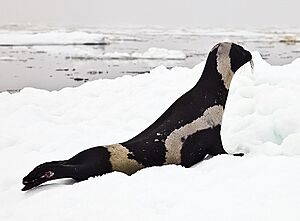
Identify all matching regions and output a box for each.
[43,171,54,179]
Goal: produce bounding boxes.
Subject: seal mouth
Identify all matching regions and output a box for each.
[22,171,54,191]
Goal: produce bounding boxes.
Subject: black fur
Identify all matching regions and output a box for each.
[22,147,111,191]
[22,42,252,191]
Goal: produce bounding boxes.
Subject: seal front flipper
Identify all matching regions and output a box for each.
[233,153,244,157]
[179,132,210,168]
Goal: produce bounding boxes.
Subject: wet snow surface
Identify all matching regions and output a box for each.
[1,52,300,220]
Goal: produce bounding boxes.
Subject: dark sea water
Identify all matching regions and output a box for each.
[0,26,299,92]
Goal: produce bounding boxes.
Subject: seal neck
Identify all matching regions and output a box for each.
[195,61,232,108]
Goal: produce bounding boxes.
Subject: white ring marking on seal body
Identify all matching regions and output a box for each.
[165,105,224,165]
[106,144,144,175]
[216,42,234,90]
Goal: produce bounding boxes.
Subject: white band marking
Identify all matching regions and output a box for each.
[216,42,234,89]
[165,105,224,164]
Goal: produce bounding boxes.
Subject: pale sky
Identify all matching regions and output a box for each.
[0,0,298,28]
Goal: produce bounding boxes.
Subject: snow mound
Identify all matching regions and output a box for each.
[222,52,300,156]
[1,52,300,220]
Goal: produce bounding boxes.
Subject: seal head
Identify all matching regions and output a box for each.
[205,42,252,90]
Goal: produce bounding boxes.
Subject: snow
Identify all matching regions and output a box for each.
[1,52,300,220]
[0,30,106,45]
[223,52,300,156]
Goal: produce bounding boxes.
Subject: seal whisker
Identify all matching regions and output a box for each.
[250,59,255,74]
